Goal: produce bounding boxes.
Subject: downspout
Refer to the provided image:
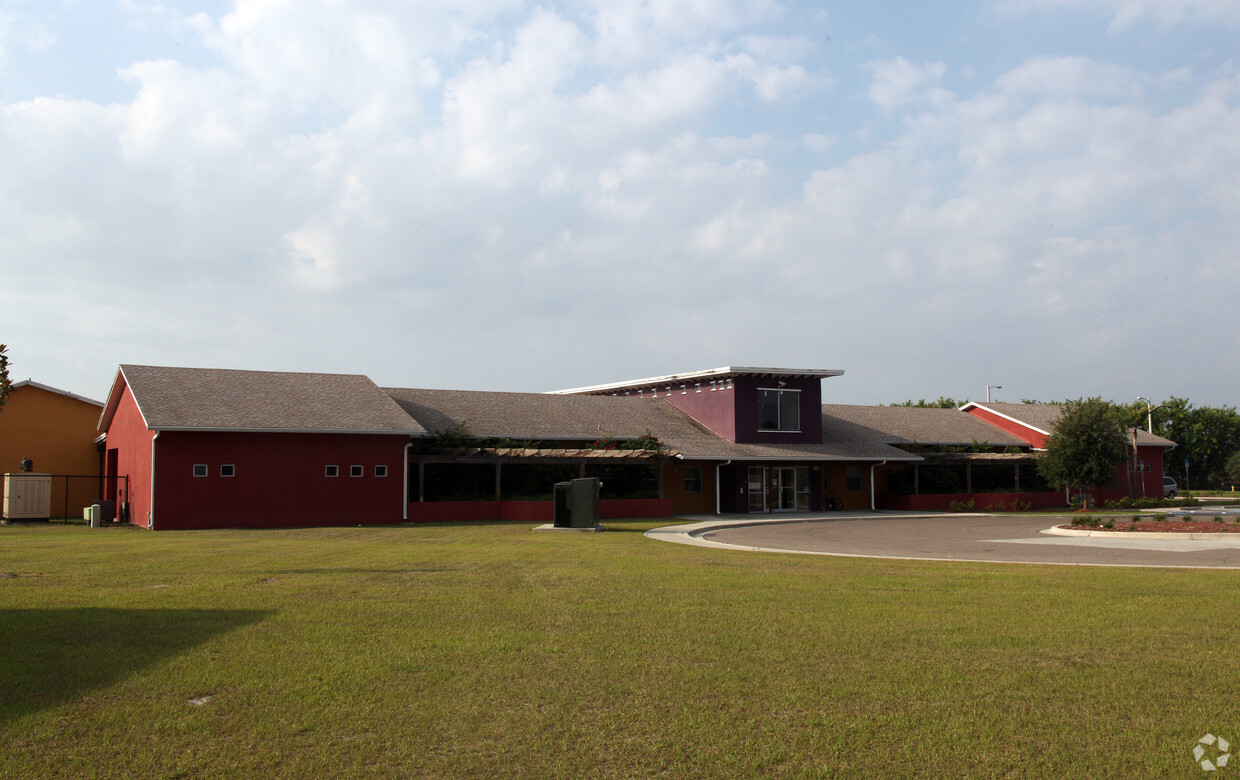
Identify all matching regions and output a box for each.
[869,461,886,511]
[715,460,732,515]
[403,441,411,521]
[149,431,159,530]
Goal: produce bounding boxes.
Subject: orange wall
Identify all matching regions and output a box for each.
[0,383,103,517]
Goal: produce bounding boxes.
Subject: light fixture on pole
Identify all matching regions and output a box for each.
[986,385,1002,403]
[1136,396,1165,433]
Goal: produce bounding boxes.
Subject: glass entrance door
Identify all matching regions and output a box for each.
[748,466,811,512]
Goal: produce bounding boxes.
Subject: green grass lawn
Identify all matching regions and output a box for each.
[2,519,1238,778]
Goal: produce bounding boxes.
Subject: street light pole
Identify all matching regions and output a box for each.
[986,385,1002,403]
[1136,396,1164,433]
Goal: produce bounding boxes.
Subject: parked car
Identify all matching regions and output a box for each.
[1163,476,1178,498]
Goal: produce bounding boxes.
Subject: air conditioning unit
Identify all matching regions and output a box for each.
[3,473,52,520]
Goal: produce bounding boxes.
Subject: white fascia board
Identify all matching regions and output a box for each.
[961,403,1053,437]
[549,366,845,395]
[98,366,151,434]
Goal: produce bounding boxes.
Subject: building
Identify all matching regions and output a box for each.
[0,380,104,519]
[96,363,1177,529]
[97,365,423,530]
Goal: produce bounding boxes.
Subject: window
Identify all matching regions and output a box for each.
[375,465,388,478]
[684,466,703,494]
[847,464,862,491]
[758,388,801,432]
[350,465,364,478]
[192,464,208,478]
[325,465,339,477]
[220,464,235,478]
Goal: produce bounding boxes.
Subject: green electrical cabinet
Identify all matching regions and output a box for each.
[553,477,600,528]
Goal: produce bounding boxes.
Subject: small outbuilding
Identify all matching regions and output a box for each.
[97,365,424,529]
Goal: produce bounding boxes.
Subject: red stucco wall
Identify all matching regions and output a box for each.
[406,498,674,523]
[103,381,156,527]
[150,431,409,529]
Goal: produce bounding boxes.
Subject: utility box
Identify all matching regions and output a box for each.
[553,477,601,528]
[3,473,52,521]
[92,500,116,524]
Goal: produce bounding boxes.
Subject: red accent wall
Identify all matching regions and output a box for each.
[965,407,1048,448]
[663,386,737,440]
[151,431,409,529]
[406,498,673,523]
[878,492,1066,511]
[104,381,156,527]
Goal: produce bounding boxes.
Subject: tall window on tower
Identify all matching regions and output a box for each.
[758,388,801,432]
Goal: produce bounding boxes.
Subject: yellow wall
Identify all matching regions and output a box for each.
[0,383,103,518]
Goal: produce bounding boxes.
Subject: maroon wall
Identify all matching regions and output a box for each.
[663,384,738,440]
[151,431,409,529]
[731,376,823,444]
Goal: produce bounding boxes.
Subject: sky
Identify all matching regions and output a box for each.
[1,0,1237,409]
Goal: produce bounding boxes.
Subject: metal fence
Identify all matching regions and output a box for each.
[1,473,130,522]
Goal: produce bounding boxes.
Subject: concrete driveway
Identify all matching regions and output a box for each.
[646,512,1240,569]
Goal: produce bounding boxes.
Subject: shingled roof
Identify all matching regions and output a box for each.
[100,365,424,434]
[384,388,919,462]
[822,404,1030,447]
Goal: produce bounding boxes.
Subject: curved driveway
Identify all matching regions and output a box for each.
[647,512,1240,569]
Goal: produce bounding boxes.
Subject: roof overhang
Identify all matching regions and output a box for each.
[675,454,922,463]
[550,366,845,396]
[149,427,420,436]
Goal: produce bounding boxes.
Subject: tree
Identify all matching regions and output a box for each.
[1119,397,1240,489]
[889,397,967,409]
[1036,398,1128,505]
[1225,451,1240,487]
[0,344,11,413]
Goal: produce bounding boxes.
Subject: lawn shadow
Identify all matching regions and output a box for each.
[0,607,271,727]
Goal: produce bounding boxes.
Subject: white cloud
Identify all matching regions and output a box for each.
[995,55,1143,97]
[987,0,1240,28]
[2,3,1238,408]
[862,57,951,110]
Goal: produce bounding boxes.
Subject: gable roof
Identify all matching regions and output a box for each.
[961,402,1176,447]
[100,365,424,435]
[10,380,103,407]
[385,387,919,462]
[822,404,1030,448]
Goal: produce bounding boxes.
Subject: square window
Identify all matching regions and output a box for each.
[220,464,235,478]
[758,388,801,432]
[325,465,339,478]
[375,465,388,478]
[684,466,703,494]
[350,465,364,478]
[192,464,208,478]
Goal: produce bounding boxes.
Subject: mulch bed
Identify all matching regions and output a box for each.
[1061,519,1240,533]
